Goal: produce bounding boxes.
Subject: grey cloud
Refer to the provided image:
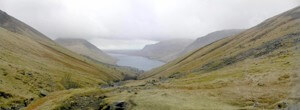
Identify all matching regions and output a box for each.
[0,0,299,49]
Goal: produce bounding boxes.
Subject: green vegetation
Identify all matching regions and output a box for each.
[60,73,81,90]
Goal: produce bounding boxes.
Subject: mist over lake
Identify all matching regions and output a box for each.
[109,53,165,71]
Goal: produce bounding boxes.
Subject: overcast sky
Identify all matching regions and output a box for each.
[0,0,299,50]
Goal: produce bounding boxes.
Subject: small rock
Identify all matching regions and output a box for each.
[98,95,107,99]
[27,72,33,76]
[257,83,265,86]
[20,71,25,75]
[277,101,288,109]
[161,93,168,96]
[0,91,12,98]
[111,101,127,110]
[39,90,48,97]
[30,97,34,101]
[253,101,259,107]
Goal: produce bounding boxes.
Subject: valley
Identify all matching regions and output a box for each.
[0,2,299,110]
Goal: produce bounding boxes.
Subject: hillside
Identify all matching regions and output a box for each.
[137,6,300,109]
[55,38,117,65]
[178,29,244,56]
[137,39,193,62]
[0,10,127,109]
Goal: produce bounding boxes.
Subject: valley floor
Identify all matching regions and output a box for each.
[26,82,240,110]
[25,46,300,110]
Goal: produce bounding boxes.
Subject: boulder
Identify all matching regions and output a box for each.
[111,101,127,110]
[39,90,48,97]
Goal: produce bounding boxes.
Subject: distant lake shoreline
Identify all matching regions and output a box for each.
[108,53,165,71]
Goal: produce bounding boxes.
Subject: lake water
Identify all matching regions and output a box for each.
[109,53,165,71]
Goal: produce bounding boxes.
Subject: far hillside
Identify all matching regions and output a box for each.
[137,39,194,62]
[140,6,300,108]
[178,29,244,57]
[55,38,117,65]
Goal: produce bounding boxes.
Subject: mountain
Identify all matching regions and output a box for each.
[137,39,194,62]
[139,6,300,109]
[55,38,117,65]
[178,29,244,56]
[0,10,128,108]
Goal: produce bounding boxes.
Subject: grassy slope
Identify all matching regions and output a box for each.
[26,88,104,110]
[134,6,300,109]
[0,11,126,108]
[141,6,300,79]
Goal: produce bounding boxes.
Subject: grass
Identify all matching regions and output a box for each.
[101,39,299,110]
[60,73,81,90]
[155,46,297,108]
[100,87,239,110]
[26,88,104,110]
[133,89,239,110]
